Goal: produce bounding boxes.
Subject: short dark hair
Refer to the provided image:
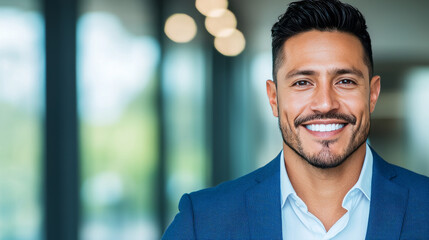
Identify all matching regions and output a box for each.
[271,0,373,82]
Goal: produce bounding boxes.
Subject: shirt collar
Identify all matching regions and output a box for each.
[350,143,373,201]
[280,143,373,208]
[280,149,295,207]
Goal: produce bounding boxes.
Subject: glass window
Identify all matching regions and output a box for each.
[77,0,160,239]
[0,1,44,239]
[163,43,209,224]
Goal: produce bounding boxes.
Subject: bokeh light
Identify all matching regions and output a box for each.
[164,14,197,43]
[214,29,245,56]
[195,0,228,17]
[204,9,236,37]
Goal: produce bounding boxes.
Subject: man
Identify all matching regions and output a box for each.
[163,0,429,239]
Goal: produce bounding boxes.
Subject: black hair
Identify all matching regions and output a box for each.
[271,0,373,82]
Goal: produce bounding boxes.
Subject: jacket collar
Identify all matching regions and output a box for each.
[244,148,409,239]
[245,152,282,239]
[365,147,409,239]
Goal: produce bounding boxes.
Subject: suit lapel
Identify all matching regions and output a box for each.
[247,149,409,239]
[366,149,409,240]
[245,156,282,240]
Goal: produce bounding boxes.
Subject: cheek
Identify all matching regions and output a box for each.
[341,94,370,120]
[279,93,311,123]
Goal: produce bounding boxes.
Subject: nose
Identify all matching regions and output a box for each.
[310,84,340,113]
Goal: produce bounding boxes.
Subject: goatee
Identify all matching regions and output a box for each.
[278,112,369,169]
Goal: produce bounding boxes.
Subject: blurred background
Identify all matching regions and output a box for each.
[0,0,428,239]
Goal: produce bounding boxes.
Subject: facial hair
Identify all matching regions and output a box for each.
[278,111,370,169]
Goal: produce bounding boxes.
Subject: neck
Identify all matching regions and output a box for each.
[283,143,367,230]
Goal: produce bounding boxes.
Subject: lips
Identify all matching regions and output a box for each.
[294,113,356,128]
[301,121,348,139]
[296,113,355,138]
[305,123,345,132]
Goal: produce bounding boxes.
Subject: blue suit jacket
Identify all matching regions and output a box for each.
[163,149,429,239]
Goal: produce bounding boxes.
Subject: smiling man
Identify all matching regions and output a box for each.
[163,0,429,239]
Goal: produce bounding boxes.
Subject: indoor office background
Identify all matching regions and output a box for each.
[0,0,428,239]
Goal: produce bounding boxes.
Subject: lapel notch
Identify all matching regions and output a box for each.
[366,149,409,240]
[245,157,282,240]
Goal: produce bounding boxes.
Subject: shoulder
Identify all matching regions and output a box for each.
[372,148,429,199]
[367,149,429,238]
[374,151,429,236]
[390,163,429,191]
[389,163,429,205]
[375,151,429,193]
[188,153,280,208]
[162,153,281,239]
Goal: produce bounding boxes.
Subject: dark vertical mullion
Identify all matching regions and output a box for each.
[43,0,79,239]
[154,0,167,236]
[211,50,233,186]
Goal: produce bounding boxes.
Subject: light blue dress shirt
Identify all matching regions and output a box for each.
[281,144,373,240]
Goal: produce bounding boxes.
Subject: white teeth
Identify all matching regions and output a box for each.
[305,124,345,132]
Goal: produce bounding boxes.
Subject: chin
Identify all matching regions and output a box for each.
[305,139,366,169]
[304,148,349,169]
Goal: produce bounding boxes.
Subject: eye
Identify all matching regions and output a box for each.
[292,80,312,87]
[337,79,356,85]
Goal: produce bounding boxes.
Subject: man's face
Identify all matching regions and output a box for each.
[266,30,380,168]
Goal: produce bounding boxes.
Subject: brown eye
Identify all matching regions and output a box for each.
[293,80,310,86]
[338,79,356,85]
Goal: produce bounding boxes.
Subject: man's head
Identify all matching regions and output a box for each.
[266,0,381,169]
[271,0,373,83]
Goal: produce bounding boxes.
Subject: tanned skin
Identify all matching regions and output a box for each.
[266,30,381,231]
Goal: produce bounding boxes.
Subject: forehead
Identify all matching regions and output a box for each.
[280,30,368,77]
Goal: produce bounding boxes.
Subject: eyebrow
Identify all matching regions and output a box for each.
[332,68,364,78]
[285,70,317,79]
[285,68,365,79]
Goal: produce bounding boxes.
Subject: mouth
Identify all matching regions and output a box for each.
[301,121,349,139]
[304,123,346,132]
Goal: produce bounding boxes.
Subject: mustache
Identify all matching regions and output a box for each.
[294,112,357,128]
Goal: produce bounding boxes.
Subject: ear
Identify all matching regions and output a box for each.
[266,80,279,117]
[369,75,381,113]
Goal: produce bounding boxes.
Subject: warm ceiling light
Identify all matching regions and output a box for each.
[214,29,246,56]
[205,9,236,37]
[164,14,197,43]
[195,0,228,17]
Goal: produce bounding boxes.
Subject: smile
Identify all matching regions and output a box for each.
[305,123,345,132]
